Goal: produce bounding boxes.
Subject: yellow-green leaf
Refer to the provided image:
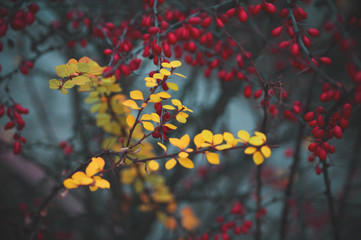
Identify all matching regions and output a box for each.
[255,131,267,142]
[178,158,194,169]
[63,80,75,89]
[49,79,60,89]
[60,88,68,94]
[78,62,89,72]
[73,75,89,85]
[165,158,177,170]
[205,151,220,165]
[56,65,71,78]
[167,82,179,91]
[130,90,144,100]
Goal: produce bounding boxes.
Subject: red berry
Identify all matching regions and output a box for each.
[201,17,212,28]
[244,85,252,98]
[290,43,300,56]
[238,8,248,22]
[333,125,343,139]
[271,26,283,37]
[13,142,21,155]
[308,28,320,37]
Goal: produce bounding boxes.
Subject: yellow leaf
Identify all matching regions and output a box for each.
[93,176,110,189]
[170,60,182,68]
[201,130,213,143]
[193,133,205,150]
[167,82,178,91]
[175,114,187,123]
[163,105,176,110]
[169,138,181,148]
[153,73,164,80]
[146,81,157,87]
[123,100,140,110]
[140,114,152,121]
[86,162,99,177]
[151,113,160,123]
[261,145,271,158]
[92,157,105,170]
[178,158,194,169]
[223,132,234,142]
[244,146,257,154]
[181,206,199,231]
[253,151,264,165]
[72,172,93,185]
[145,77,155,82]
[173,72,187,78]
[255,131,267,142]
[149,94,161,103]
[157,142,167,152]
[142,121,154,131]
[49,79,61,89]
[178,152,189,158]
[238,130,250,143]
[164,123,177,130]
[63,179,78,189]
[180,134,190,149]
[148,160,159,171]
[216,144,232,150]
[161,62,172,68]
[165,158,177,170]
[205,151,220,165]
[130,90,144,100]
[160,68,171,76]
[213,134,223,145]
[171,99,182,106]
[68,58,78,65]
[126,115,136,128]
[249,136,264,146]
[157,92,171,99]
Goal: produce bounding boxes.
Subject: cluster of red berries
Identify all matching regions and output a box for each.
[0,3,39,36]
[59,141,73,156]
[19,60,34,75]
[304,103,351,174]
[1,102,28,155]
[188,201,254,240]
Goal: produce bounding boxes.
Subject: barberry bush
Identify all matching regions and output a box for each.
[1,0,361,239]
